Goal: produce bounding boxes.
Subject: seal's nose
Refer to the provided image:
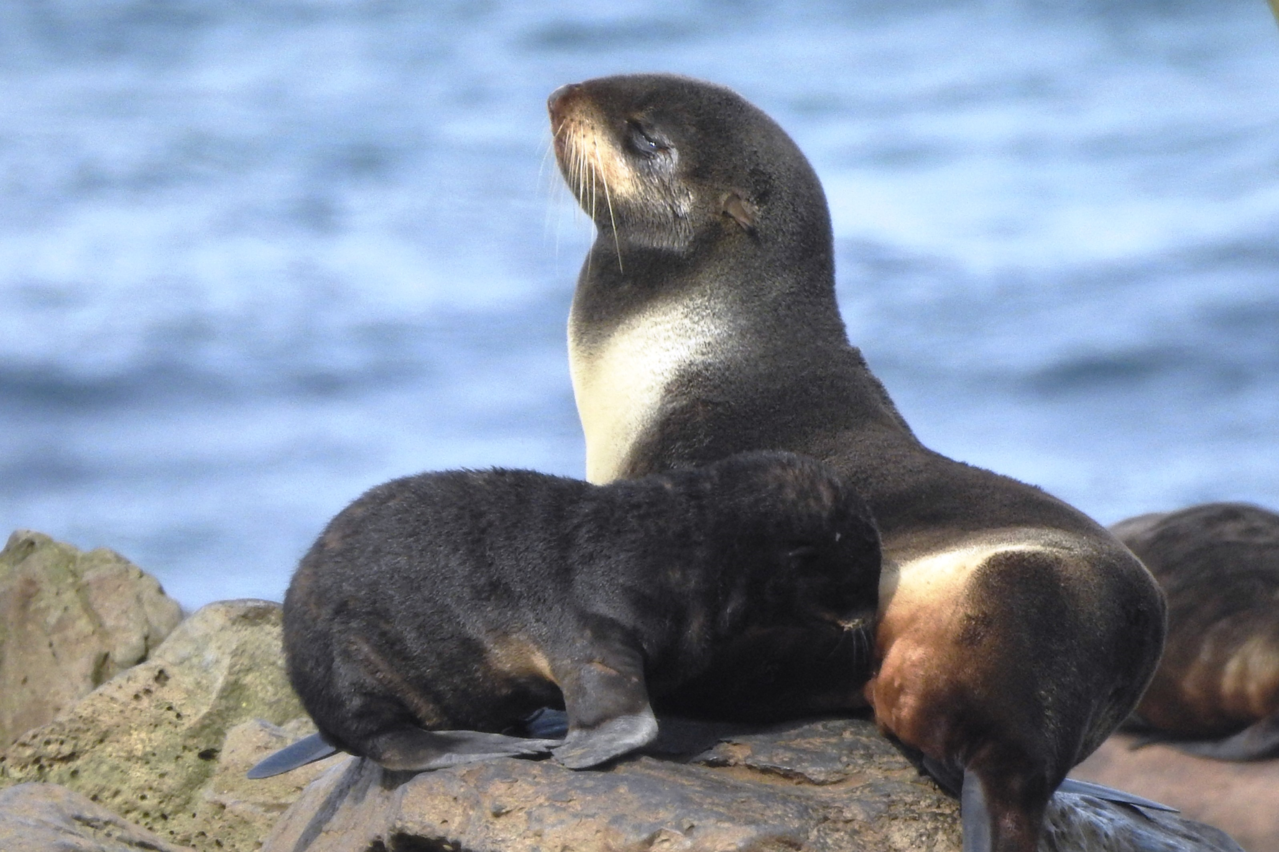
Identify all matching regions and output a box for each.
[547,83,581,119]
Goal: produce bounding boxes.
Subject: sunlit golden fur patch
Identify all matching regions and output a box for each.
[1218,633,1279,720]
[347,634,447,727]
[868,530,1081,748]
[485,635,556,683]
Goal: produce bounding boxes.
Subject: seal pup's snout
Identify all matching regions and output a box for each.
[835,606,877,634]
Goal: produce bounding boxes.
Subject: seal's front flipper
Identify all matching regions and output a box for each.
[246,732,340,779]
[552,622,659,769]
[1171,715,1279,761]
[369,727,559,772]
[960,769,993,852]
[1057,777,1178,812]
[553,707,659,769]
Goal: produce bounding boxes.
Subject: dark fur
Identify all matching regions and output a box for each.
[552,74,1167,852]
[282,450,880,773]
[1113,503,1279,759]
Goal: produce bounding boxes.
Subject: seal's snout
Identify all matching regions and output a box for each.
[547,83,582,120]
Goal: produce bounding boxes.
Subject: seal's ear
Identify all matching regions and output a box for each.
[721,191,757,234]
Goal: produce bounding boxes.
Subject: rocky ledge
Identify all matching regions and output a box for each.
[0,531,1253,852]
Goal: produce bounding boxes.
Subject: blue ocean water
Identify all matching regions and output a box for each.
[1,0,1277,609]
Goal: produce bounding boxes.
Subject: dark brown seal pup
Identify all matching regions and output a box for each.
[250,450,880,778]
[550,73,1168,852]
[1111,502,1279,760]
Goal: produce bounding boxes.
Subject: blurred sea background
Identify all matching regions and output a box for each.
[1,0,1277,610]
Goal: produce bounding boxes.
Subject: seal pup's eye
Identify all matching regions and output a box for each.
[626,120,668,156]
[786,544,824,572]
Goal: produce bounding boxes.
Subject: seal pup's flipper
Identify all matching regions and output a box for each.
[551,625,660,769]
[246,732,339,779]
[369,727,559,772]
[1166,714,1279,761]
[1056,778,1178,813]
[552,707,660,769]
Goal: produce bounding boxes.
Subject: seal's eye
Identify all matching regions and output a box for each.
[626,120,667,156]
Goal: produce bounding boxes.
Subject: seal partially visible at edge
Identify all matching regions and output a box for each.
[1112,502,1279,761]
[550,73,1169,852]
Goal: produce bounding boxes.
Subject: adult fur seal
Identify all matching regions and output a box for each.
[1111,502,1279,760]
[550,74,1169,851]
[248,450,880,778]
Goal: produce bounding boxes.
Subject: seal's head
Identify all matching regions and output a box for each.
[549,74,831,271]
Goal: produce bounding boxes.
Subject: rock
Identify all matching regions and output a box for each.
[1073,732,1277,852]
[261,717,1244,852]
[0,599,305,851]
[0,529,184,748]
[194,717,346,852]
[0,782,194,852]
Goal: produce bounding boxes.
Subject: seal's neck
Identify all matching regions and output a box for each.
[568,237,888,484]
[570,269,732,483]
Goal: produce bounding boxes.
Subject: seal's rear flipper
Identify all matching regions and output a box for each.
[247,732,339,779]
[1057,777,1178,812]
[369,728,559,771]
[960,770,994,852]
[1169,715,1279,761]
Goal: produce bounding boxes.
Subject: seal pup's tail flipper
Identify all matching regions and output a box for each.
[247,728,561,778]
[247,732,340,779]
[367,728,560,771]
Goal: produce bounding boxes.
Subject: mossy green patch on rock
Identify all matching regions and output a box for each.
[0,529,183,748]
[0,599,304,851]
[189,717,344,852]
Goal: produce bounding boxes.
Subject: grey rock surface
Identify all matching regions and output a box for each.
[0,529,184,747]
[0,599,306,850]
[200,717,347,852]
[0,782,194,852]
[261,717,1245,852]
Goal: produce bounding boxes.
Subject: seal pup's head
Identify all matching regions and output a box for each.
[549,74,833,282]
[696,450,881,641]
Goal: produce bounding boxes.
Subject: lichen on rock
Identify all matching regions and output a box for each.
[0,781,196,852]
[0,598,305,850]
[0,529,184,748]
